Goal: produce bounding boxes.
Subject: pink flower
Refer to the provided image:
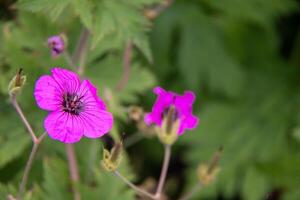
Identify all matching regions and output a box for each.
[145,87,199,135]
[34,68,113,143]
[47,35,65,57]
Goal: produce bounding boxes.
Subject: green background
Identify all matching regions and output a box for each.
[0,0,300,199]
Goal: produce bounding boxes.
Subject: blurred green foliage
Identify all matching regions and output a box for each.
[0,0,300,200]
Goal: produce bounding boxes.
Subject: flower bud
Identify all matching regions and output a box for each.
[128,106,156,137]
[101,139,123,172]
[197,147,222,185]
[8,68,26,97]
[47,34,66,57]
[156,106,179,145]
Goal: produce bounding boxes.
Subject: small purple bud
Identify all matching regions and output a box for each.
[47,35,65,57]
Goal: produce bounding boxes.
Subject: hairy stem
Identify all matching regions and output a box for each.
[17,132,46,200]
[66,144,81,200]
[178,183,202,200]
[11,96,38,143]
[155,145,172,199]
[115,41,133,92]
[114,171,157,200]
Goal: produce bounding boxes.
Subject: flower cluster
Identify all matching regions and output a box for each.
[34,67,198,144]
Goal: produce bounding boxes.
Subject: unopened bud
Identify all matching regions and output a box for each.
[197,147,222,185]
[128,106,144,122]
[8,68,26,97]
[101,138,124,172]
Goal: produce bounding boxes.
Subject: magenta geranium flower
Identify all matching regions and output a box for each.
[34,68,113,143]
[47,35,65,57]
[145,87,199,135]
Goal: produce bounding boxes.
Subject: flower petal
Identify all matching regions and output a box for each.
[178,114,199,135]
[81,80,106,110]
[44,111,84,143]
[34,75,62,111]
[80,109,113,138]
[145,86,174,126]
[51,68,81,94]
[77,80,113,138]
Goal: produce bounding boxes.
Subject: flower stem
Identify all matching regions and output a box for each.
[73,29,90,76]
[17,132,46,200]
[11,96,38,143]
[115,41,133,92]
[155,144,172,199]
[178,183,202,200]
[66,144,81,200]
[114,170,157,200]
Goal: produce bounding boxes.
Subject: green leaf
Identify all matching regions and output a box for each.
[42,157,71,200]
[87,55,156,103]
[0,114,31,168]
[91,0,150,51]
[242,167,269,200]
[71,0,94,29]
[18,0,71,20]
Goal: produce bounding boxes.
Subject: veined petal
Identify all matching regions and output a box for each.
[77,80,113,138]
[80,109,113,138]
[34,75,62,111]
[51,68,81,94]
[44,111,84,143]
[80,80,106,110]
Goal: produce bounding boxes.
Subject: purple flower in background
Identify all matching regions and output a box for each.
[47,35,65,57]
[34,68,113,143]
[145,86,199,135]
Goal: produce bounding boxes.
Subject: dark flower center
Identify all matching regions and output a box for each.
[62,93,84,115]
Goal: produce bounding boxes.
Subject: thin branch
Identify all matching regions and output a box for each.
[73,29,90,76]
[155,145,171,199]
[17,132,47,200]
[66,144,81,200]
[11,96,38,143]
[114,171,157,200]
[115,41,133,92]
[178,183,202,200]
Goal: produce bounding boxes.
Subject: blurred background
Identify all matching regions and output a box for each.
[1,0,300,199]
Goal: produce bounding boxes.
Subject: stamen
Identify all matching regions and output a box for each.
[62,93,84,115]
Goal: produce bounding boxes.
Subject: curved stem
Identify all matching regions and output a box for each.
[155,144,172,199]
[17,132,46,200]
[178,183,202,200]
[11,96,38,143]
[114,171,156,200]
